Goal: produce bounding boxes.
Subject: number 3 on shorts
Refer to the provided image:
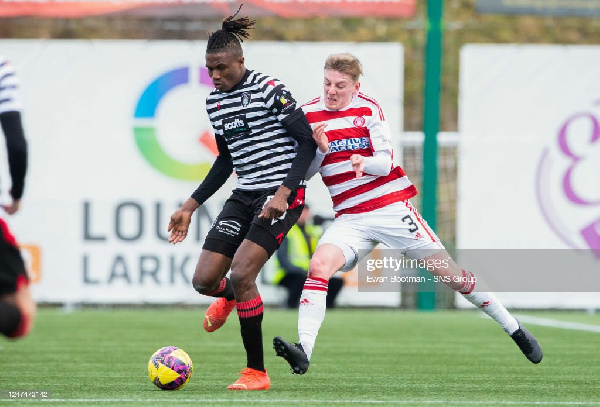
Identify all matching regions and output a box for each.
[401,215,418,233]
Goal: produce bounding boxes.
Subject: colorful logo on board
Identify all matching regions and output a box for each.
[536,101,600,257]
[133,66,215,181]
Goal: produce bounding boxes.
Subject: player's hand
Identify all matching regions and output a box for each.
[168,209,192,244]
[350,154,364,178]
[2,199,21,215]
[312,122,329,153]
[259,186,290,220]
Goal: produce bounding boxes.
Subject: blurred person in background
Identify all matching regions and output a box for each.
[0,55,34,340]
[273,204,344,309]
[167,8,316,390]
[273,53,542,375]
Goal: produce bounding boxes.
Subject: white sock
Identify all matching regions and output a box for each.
[459,270,519,335]
[298,277,328,360]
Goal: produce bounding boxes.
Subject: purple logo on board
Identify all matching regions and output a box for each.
[536,101,600,258]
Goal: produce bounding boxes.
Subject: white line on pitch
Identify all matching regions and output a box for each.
[512,314,600,333]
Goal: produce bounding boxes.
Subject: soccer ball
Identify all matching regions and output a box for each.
[148,346,193,390]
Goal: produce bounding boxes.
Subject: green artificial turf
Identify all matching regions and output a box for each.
[1,308,599,406]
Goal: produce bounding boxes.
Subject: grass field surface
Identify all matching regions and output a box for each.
[1,308,599,406]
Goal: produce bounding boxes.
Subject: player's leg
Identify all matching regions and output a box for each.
[197,193,252,332]
[287,274,307,309]
[423,250,542,363]
[274,244,344,374]
[0,300,22,337]
[226,188,305,390]
[298,244,345,357]
[228,239,269,382]
[0,219,35,339]
[192,251,232,295]
[274,218,374,374]
[0,277,35,339]
[194,250,237,332]
[422,250,520,330]
[377,201,542,363]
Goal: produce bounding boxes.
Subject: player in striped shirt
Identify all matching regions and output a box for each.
[167,9,316,390]
[273,53,542,374]
[0,55,34,340]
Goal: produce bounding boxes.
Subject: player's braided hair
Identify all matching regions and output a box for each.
[206,5,255,57]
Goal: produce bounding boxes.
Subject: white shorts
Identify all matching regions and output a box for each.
[318,200,445,272]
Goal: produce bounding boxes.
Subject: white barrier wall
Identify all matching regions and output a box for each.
[0,40,403,305]
[457,45,600,309]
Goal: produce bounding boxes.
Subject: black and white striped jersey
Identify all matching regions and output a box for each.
[0,56,21,114]
[206,69,304,191]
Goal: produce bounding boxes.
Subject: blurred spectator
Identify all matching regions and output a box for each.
[274,205,343,309]
[0,55,34,339]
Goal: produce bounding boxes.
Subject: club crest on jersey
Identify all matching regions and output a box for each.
[353,116,366,127]
[241,92,251,107]
[329,137,370,153]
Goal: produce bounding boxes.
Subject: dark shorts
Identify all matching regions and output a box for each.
[203,187,305,258]
[0,218,28,296]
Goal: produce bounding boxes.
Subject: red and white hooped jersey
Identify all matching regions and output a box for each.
[302,93,417,217]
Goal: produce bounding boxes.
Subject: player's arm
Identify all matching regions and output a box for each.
[259,81,317,219]
[0,111,28,214]
[168,135,233,244]
[305,147,327,181]
[260,108,316,219]
[351,150,392,178]
[190,134,233,205]
[302,121,329,180]
[280,108,317,188]
[351,106,393,178]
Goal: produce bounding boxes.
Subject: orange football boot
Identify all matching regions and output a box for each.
[227,368,271,390]
[203,298,236,332]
